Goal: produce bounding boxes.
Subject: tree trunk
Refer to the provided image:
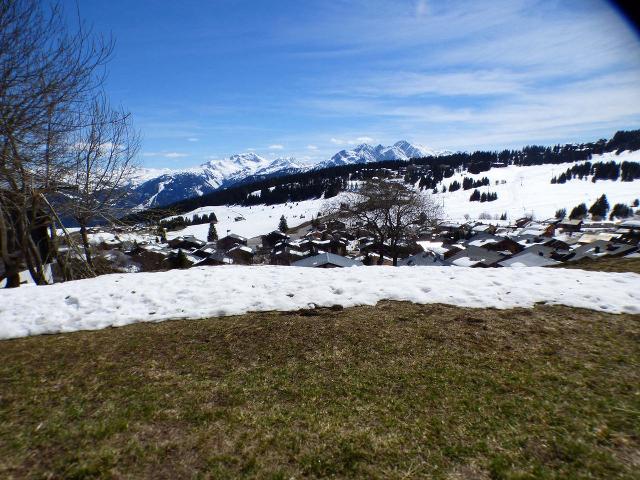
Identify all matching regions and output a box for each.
[79,223,93,267]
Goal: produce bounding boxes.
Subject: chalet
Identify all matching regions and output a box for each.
[566,241,637,262]
[557,219,583,232]
[194,252,233,266]
[399,251,448,267]
[226,245,254,265]
[498,252,559,268]
[270,247,312,266]
[447,245,506,267]
[292,252,363,268]
[167,235,205,250]
[482,237,524,255]
[217,233,247,250]
[262,230,289,249]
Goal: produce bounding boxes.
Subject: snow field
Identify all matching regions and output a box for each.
[433,150,640,221]
[1,265,638,339]
[166,198,329,241]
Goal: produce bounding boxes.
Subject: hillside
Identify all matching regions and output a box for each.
[129,140,440,209]
[129,129,640,226]
[160,149,640,243]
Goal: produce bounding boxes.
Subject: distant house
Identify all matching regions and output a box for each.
[566,241,637,262]
[399,251,448,267]
[498,252,560,268]
[262,230,289,249]
[194,252,233,266]
[558,219,583,232]
[270,247,312,266]
[167,235,205,250]
[292,252,363,268]
[447,245,506,267]
[226,245,254,265]
[217,233,247,251]
[482,237,524,255]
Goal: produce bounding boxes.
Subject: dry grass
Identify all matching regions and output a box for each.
[1,302,639,479]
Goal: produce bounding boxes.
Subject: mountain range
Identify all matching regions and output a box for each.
[131,141,445,209]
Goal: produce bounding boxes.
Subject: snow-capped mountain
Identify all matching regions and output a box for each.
[315,141,441,169]
[131,140,440,208]
[130,153,306,209]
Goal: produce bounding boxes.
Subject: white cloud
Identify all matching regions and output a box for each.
[268,144,284,150]
[187,137,199,142]
[330,136,375,146]
[142,151,189,158]
[306,144,318,150]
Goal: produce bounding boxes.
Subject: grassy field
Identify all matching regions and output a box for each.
[1,302,639,479]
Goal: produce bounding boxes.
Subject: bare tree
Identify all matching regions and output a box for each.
[0,0,138,287]
[62,96,140,266]
[327,180,442,265]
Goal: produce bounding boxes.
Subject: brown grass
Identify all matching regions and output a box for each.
[1,302,639,479]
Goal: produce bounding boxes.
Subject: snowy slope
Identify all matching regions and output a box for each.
[132,153,307,209]
[165,150,640,241]
[132,141,438,209]
[433,150,640,221]
[165,198,331,241]
[1,265,638,339]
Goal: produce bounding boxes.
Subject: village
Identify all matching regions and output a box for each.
[67,208,640,277]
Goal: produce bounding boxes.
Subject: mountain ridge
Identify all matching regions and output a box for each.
[131,140,440,208]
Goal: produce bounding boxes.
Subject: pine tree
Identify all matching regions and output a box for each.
[278,215,288,232]
[588,194,609,219]
[207,222,218,242]
[609,203,632,220]
[555,208,566,219]
[469,189,480,202]
[569,203,588,220]
[173,249,191,269]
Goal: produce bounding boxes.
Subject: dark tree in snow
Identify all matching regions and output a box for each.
[609,203,632,220]
[555,208,566,220]
[207,222,218,242]
[569,203,588,220]
[173,249,191,269]
[588,194,610,219]
[278,215,288,232]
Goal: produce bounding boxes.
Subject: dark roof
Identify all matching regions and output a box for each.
[447,245,506,267]
[292,253,363,268]
[399,252,448,267]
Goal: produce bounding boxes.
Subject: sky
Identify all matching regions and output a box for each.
[64,0,640,168]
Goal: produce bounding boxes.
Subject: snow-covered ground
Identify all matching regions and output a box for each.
[434,150,640,221]
[166,199,328,241]
[1,265,638,339]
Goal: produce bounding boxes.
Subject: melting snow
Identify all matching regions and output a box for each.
[0,265,638,339]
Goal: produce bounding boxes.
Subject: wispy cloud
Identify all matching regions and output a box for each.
[268,144,284,150]
[142,151,189,158]
[306,144,318,150]
[330,136,376,146]
[187,137,199,142]
[415,0,428,17]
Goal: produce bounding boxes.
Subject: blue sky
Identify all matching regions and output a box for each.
[66,0,640,168]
